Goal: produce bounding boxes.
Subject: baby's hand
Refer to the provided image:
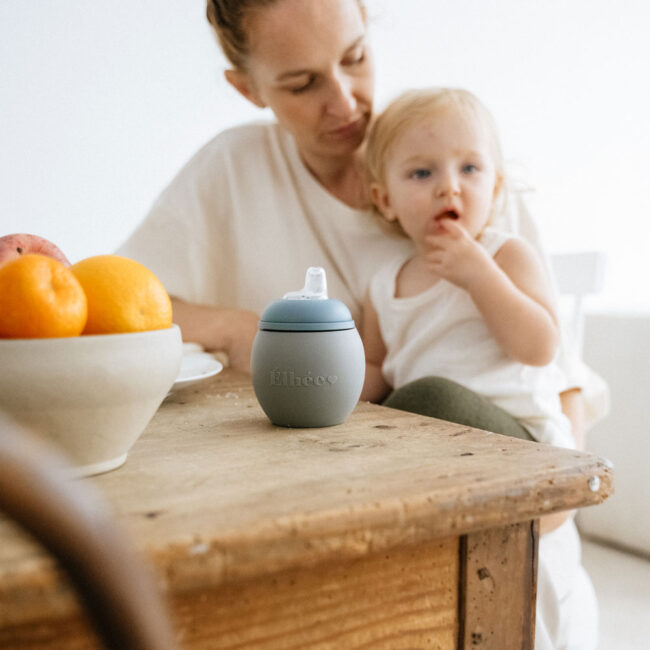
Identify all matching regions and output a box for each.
[424,220,494,290]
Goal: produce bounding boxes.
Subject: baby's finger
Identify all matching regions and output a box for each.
[426,218,453,235]
[438,218,468,238]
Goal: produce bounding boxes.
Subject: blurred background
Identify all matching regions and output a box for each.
[1,0,649,311]
[1,2,649,647]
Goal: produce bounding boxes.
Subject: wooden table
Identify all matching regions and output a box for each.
[0,369,612,649]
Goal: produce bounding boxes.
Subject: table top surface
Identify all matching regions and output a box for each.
[0,369,612,617]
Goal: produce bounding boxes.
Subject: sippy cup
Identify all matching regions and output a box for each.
[251,267,365,428]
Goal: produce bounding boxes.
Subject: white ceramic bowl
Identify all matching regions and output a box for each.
[0,325,182,477]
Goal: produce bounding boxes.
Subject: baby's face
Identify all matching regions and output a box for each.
[373,109,500,248]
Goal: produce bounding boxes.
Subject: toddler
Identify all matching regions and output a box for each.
[362,88,573,449]
[361,88,598,649]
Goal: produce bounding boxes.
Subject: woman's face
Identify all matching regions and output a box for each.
[230,0,374,161]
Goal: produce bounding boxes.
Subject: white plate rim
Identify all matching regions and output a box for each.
[171,352,223,391]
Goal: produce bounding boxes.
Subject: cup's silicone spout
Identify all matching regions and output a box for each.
[283,266,328,300]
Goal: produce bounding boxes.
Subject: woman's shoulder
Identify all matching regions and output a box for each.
[210,120,279,146]
[191,120,281,166]
[158,121,284,203]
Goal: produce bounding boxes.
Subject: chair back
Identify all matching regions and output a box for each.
[0,413,176,649]
[550,251,607,355]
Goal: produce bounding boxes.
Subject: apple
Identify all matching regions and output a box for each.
[0,234,70,267]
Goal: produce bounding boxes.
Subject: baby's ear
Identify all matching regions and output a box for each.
[370,183,397,222]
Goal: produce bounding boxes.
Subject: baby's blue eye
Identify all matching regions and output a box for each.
[462,164,478,174]
[410,169,431,180]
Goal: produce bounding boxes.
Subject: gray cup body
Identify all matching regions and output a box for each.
[251,328,365,428]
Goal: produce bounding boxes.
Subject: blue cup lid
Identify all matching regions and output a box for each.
[258,267,355,331]
[259,298,355,331]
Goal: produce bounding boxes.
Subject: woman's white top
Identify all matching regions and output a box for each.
[117,121,411,326]
[369,227,574,449]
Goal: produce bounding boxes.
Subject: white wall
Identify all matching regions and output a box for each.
[1,0,649,311]
[579,313,650,556]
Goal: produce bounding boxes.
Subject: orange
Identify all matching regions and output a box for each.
[0,254,88,338]
[71,255,172,334]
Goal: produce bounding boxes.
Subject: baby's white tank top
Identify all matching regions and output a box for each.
[369,228,573,448]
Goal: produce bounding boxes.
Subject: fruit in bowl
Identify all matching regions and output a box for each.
[0,232,71,266]
[71,255,173,335]
[0,253,87,338]
[0,234,182,476]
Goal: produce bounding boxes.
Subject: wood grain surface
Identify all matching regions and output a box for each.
[459,520,539,649]
[0,369,612,647]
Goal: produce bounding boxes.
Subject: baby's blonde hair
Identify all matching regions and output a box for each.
[366,88,508,223]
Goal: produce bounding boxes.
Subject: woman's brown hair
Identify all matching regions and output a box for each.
[206,0,367,71]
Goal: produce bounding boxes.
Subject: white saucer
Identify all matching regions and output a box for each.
[171,347,223,391]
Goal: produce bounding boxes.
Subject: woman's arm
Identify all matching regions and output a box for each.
[171,297,259,373]
[560,387,586,450]
[359,293,392,403]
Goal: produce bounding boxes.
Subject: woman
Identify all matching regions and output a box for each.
[120,0,412,372]
[119,0,589,433]
[120,0,588,435]
[119,2,599,647]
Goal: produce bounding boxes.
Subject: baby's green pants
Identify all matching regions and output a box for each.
[383,376,534,442]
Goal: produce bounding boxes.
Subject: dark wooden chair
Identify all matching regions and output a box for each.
[0,412,176,649]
